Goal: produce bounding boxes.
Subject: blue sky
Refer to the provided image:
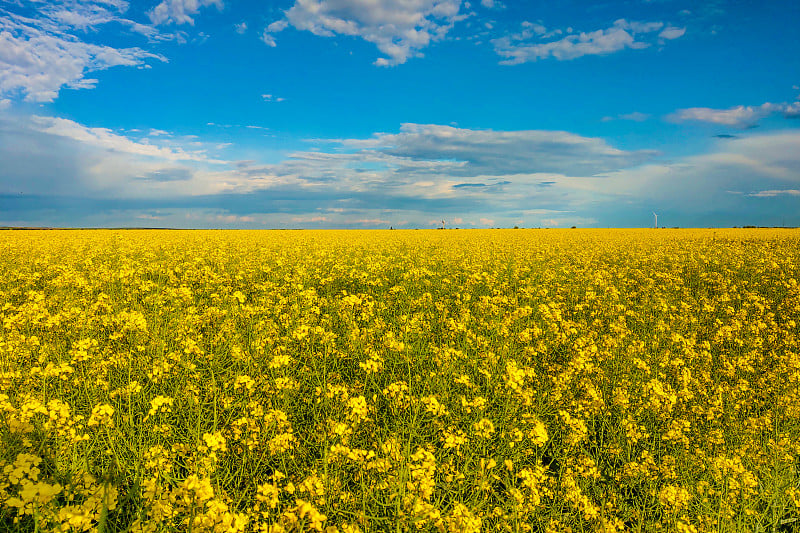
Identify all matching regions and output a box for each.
[1,0,799,228]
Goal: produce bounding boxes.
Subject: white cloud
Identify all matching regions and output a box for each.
[261,32,278,47]
[784,101,800,118]
[615,20,664,33]
[29,116,221,162]
[587,131,800,210]
[0,3,166,103]
[492,18,681,64]
[267,19,289,33]
[501,21,561,43]
[262,0,465,66]
[479,217,494,226]
[211,124,658,223]
[148,0,223,26]
[262,19,288,45]
[659,26,686,40]
[9,0,135,35]
[261,94,285,102]
[234,21,247,34]
[348,123,656,176]
[0,29,165,103]
[747,189,800,197]
[480,0,504,8]
[165,122,659,219]
[668,103,785,128]
[0,114,232,200]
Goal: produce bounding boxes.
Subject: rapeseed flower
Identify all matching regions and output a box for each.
[1,228,798,531]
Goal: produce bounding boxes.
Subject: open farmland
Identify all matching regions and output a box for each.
[1,228,799,532]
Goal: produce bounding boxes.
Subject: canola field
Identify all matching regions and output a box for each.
[1,228,799,533]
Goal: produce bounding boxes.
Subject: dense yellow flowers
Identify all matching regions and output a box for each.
[1,228,800,531]
[87,404,115,428]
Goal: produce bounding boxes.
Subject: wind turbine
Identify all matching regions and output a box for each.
[653,211,658,229]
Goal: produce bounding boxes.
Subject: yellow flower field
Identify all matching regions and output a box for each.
[1,228,799,532]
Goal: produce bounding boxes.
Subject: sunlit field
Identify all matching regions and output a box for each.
[1,228,799,532]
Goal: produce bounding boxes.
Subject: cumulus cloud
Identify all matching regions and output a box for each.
[29,116,221,162]
[784,101,800,118]
[44,1,124,31]
[148,0,224,26]
[0,2,166,103]
[352,123,657,176]
[176,123,660,225]
[492,19,683,64]
[587,131,800,216]
[0,113,233,204]
[261,19,288,46]
[262,0,465,66]
[668,102,798,128]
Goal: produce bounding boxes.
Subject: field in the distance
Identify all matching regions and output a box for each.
[1,229,799,532]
